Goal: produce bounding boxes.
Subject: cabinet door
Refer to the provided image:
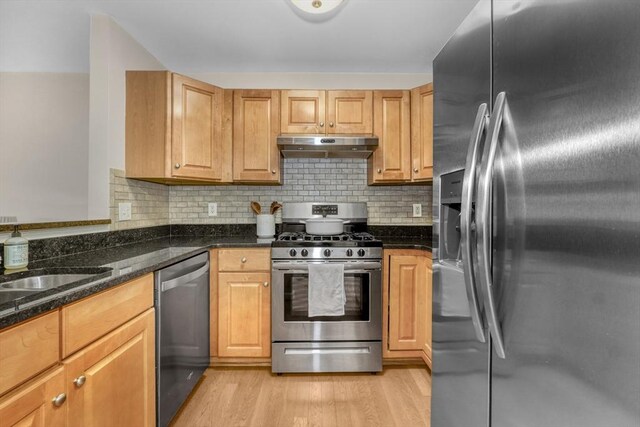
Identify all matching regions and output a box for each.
[218,272,271,358]
[327,90,373,134]
[411,83,434,181]
[64,309,155,427]
[388,255,426,351]
[421,260,433,367]
[369,90,412,183]
[0,367,66,427]
[172,73,229,181]
[280,90,325,134]
[233,90,281,183]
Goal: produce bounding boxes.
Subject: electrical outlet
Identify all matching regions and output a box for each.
[118,202,132,221]
[412,204,422,217]
[208,202,218,217]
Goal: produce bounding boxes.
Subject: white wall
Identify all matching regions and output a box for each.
[88,14,165,219]
[0,72,90,222]
[187,72,432,90]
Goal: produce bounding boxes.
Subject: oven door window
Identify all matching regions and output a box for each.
[284,273,370,322]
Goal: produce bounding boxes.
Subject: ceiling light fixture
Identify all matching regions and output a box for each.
[288,0,347,21]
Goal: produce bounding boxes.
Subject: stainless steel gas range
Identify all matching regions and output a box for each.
[271,203,383,374]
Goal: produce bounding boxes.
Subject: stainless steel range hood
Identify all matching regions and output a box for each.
[277,135,378,159]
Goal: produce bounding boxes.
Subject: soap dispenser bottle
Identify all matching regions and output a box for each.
[4,226,28,269]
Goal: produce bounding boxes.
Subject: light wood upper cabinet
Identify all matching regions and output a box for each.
[0,367,67,427]
[64,309,155,427]
[281,90,326,134]
[233,90,281,183]
[126,71,231,183]
[411,83,434,181]
[369,90,412,184]
[326,90,373,134]
[280,90,372,135]
[218,272,271,358]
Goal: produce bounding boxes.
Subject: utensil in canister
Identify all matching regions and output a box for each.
[251,201,262,215]
[270,202,283,215]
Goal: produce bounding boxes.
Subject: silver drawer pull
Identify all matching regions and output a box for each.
[241,257,247,263]
[52,393,66,407]
[73,375,86,388]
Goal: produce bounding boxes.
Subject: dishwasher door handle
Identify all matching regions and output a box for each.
[161,262,210,293]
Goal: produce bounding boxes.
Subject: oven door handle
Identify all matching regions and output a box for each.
[272,261,382,272]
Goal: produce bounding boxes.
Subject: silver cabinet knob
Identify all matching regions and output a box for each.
[241,257,247,263]
[414,168,419,173]
[271,169,276,174]
[319,122,324,127]
[263,282,269,288]
[377,168,382,173]
[329,122,334,128]
[52,393,67,407]
[174,163,181,169]
[73,375,86,388]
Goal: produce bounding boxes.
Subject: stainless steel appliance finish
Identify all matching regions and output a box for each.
[271,202,383,373]
[277,135,378,159]
[155,253,210,427]
[432,1,492,426]
[433,1,640,426]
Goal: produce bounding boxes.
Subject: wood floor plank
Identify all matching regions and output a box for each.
[171,367,431,427]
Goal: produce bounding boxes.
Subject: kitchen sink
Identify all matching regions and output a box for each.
[1,273,99,290]
[0,267,113,307]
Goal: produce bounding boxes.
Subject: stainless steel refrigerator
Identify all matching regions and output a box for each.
[431,1,640,426]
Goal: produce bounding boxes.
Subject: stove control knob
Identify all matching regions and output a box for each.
[289,249,297,257]
[357,249,366,257]
[323,249,332,257]
[346,249,353,257]
[301,249,309,257]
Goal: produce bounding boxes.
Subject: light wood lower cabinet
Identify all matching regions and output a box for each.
[0,367,66,427]
[64,309,155,427]
[383,249,432,367]
[218,272,271,358]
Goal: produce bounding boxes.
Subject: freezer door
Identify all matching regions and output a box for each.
[490,1,640,426]
[431,1,492,426]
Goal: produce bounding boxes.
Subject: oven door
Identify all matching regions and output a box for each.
[272,260,382,342]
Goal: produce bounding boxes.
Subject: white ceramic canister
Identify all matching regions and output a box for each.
[256,214,276,238]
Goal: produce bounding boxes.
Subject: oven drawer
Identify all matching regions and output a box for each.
[218,249,270,272]
[272,341,382,373]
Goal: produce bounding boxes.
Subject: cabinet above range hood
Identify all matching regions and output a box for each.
[277,135,378,159]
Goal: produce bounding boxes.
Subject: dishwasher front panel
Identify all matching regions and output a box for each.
[155,252,210,427]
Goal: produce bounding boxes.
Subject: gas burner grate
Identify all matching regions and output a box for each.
[277,232,377,242]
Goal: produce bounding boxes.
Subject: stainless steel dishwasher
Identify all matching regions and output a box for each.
[155,252,210,427]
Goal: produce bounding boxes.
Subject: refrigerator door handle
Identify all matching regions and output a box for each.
[476,92,507,359]
[460,103,489,343]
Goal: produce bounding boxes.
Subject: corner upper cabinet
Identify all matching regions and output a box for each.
[280,90,373,135]
[411,83,434,181]
[369,90,412,184]
[125,71,231,183]
[233,90,281,183]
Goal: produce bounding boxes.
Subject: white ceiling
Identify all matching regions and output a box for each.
[0,0,478,73]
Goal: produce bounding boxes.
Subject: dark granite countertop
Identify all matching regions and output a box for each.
[0,236,273,329]
[0,232,430,329]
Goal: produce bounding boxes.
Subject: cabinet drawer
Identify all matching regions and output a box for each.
[0,311,59,396]
[218,249,270,272]
[61,274,153,358]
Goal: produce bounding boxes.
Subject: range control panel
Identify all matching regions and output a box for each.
[312,204,338,215]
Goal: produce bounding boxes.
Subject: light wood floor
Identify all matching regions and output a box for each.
[171,366,431,427]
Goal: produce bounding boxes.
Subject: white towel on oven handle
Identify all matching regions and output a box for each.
[308,263,346,317]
